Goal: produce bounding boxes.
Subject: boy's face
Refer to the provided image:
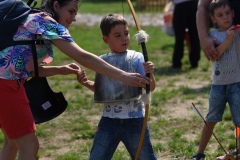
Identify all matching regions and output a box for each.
[210,5,234,31]
[102,24,130,53]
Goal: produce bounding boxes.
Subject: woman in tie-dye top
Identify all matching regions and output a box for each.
[0,12,76,80]
[0,0,150,159]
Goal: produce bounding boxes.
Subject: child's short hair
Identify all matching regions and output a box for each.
[210,0,232,16]
[100,14,128,36]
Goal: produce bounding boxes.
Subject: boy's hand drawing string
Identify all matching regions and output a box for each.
[123,0,150,159]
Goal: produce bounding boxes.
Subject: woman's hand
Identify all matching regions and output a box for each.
[60,63,81,75]
[123,72,150,88]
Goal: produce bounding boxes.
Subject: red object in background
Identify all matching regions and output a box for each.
[236,125,240,138]
[235,24,240,29]
[185,30,190,53]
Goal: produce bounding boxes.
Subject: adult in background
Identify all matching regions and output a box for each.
[0,0,150,159]
[172,0,201,69]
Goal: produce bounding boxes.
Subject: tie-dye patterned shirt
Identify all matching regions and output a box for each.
[0,12,74,80]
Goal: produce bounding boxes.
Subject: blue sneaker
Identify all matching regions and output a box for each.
[190,153,205,160]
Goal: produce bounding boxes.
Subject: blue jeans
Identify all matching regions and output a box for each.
[89,117,157,160]
[206,83,240,126]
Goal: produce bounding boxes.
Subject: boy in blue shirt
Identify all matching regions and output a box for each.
[77,13,157,160]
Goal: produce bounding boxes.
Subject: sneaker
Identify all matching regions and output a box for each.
[190,153,205,160]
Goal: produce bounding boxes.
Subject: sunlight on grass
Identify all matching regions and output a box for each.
[0,3,236,159]
[56,152,81,160]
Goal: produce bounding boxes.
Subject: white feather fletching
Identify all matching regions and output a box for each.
[134,30,149,44]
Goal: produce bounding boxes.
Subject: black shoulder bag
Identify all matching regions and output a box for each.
[1,0,68,124]
[24,40,68,124]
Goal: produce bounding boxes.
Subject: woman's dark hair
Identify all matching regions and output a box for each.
[41,0,79,21]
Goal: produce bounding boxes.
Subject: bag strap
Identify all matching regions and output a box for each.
[23,0,40,78]
[14,39,44,77]
[27,0,38,8]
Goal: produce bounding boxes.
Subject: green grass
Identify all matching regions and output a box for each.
[78,0,164,14]
[79,1,133,14]
[0,1,237,160]
[26,0,164,13]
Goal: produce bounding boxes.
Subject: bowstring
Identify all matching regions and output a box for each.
[121,0,133,102]
[122,0,125,19]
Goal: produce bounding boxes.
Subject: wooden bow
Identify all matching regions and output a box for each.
[126,1,150,159]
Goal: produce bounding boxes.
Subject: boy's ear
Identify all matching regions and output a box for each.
[102,36,109,44]
[210,16,216,23]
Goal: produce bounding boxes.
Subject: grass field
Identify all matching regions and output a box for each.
[0,1,238,160]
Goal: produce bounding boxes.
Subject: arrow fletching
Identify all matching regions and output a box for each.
[234,126,240,138]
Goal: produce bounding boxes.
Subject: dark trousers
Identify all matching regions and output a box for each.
[172,0,200,68]
[230,0,240,25]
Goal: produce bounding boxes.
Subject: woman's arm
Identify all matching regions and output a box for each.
[52,39,150,88]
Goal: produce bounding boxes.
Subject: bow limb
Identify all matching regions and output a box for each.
[126,1,150,159]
